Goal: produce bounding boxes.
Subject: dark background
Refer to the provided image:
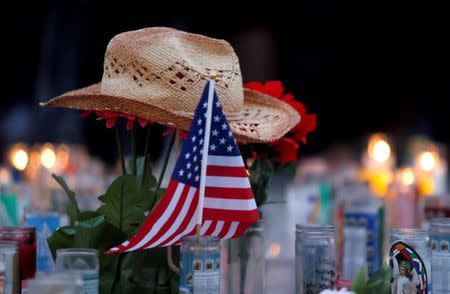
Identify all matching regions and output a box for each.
[3,1,449,164]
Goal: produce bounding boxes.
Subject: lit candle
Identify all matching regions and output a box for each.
[361,134,394,196]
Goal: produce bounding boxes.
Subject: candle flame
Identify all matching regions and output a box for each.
[418,151,437,172]
[41,144,56,169]
[9,144,29,171]
[400,168,415,186]
[368,134,391,164]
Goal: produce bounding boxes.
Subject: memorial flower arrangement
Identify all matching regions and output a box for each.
[42,27,307,293]
[241,80,317,206]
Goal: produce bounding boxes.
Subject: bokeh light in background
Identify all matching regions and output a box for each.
[40,144,56,170]
[9,144,29,171]
[418,151,438,172]
[400,168,415,186]
[368,134,391,164]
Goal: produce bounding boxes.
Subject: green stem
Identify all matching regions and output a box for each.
[112,253,125,293]
[151,131,176,208]
[131,123,137,176]
[115,125,126,175]
[141,126,151,190]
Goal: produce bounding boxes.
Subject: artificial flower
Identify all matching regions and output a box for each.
[244,80,317,145]
[162,127,188,139]
[269,137,299,164]
[81,110,152,129]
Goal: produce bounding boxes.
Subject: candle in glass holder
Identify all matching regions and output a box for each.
[0,227,37,281]
[361,134,394,196]
[179,236,220,294]
[0,241,20,294]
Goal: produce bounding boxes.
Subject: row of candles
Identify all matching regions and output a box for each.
[362,133,447,197]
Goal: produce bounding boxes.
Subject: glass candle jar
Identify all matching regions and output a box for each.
[430,218,450,293]
[0,227,37,281]
[389,229,431,293]
[179,236,220,294]
[55,248,99,294]
[0,241,20,294]
[295,224,336,294]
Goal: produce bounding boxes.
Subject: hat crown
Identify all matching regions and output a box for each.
[100,27,243,117]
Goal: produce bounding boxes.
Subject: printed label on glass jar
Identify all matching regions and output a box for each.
[389,242,429,294]
[180,252,220,294]
[82,271,99,294]
[431,235,450,293]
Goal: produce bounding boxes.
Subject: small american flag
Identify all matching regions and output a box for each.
[108,80,259,253]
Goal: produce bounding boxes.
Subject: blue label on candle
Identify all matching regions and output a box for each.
[180,251,220,294]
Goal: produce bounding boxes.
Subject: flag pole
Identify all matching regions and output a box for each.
[196,71,217,238]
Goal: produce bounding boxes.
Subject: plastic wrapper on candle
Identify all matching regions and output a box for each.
[180,236,220,294]
[389,229,431,293]
[430,218,450,293]
[296,225,336,294]
[0,241,20,294]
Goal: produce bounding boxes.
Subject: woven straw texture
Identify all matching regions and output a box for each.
[41,27,300,143]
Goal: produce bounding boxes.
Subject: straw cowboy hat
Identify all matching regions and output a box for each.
[41,27,300,143]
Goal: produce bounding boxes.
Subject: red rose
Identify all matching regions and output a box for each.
[269,137,299,164]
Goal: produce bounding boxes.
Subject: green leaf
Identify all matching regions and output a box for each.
[282,162,297,176]
[366,263,392,293]
[97,175,149,236]
[79,211,102,221]
[52,174,80,223]
[137,156,157,191]
[249,156,275,206]
[47,225,76,258]
[73,215,126,249]
[352,264,369,294]
[118,248,179,293]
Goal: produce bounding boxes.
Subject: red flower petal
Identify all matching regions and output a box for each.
[126,117,135,130]
[163,127,177,137]
[80,111,93,118]
[270,137,299,164]
[138,118,148,128]
[106,117,118,128]
[262,81,284,98]
[292,113,317,144]
[281,92,295,102]
[243,81,264,92]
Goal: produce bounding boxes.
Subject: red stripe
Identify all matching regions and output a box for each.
[234,222,253,238]
[156,189,199,247]
[204,221,218,236]
[138,184,191,249]
[217,222,231,238]
[206,165,248,177]
[113,180,180,252]
[205,187,254,199]
[203,208,260,222]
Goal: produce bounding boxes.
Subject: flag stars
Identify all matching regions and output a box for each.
[186,162,191,169]
[178,169,184,176]
[213,115,220,122]
[195,175,200,182]
[193,155,198,161]
[219,138,226,144]
[215,101,221,108]
[212,129,218,136]
[191,136,197,143]
[228,130,233,137]
[187,172,192,179]
[198,129,203,135]
[199,139,204,145]
[193,146,197,152]
[210,144,217,151]
[221,123,227,130]
[185,153,191,159]
[203,102,208,108]
[197,119,202,125]
[227,145,233,152]
[194,165,199,172]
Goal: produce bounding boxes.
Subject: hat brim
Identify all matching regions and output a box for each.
[40,83,300,143]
